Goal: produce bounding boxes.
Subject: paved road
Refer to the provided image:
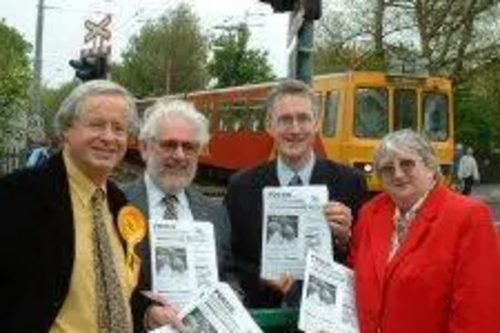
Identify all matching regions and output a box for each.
[470,183,500,222]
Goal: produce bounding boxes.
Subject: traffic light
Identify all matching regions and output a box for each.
[69,55,107,82]
[304,0,322,20]
[260,0,322,20]
[260,0,296,12]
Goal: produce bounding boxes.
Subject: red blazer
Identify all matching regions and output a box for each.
[351,185,500,333]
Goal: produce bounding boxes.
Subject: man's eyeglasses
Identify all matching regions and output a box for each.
[377,158,420,178]
[153,139,200,157]
[275,113,314,129]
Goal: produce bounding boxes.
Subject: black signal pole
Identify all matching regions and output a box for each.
[260,0,321,86]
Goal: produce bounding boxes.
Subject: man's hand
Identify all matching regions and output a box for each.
[324,201,353,247]
[142,291,189,332]
[262,273,294,295]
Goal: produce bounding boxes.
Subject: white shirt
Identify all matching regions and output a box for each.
[458,155,480,180]
[277,152,316,186]
[144,173,194,223]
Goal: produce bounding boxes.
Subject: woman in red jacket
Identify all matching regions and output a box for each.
[350,129,500,333]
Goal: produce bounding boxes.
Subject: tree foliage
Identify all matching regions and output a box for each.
[0,20,32,147]
[41,81,78,138]
[112,3,209,97]
[314,0,500,165]
[208,23,276,88]
[315,0,500,82]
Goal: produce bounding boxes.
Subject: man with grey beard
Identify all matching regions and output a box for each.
[123,99,235,332]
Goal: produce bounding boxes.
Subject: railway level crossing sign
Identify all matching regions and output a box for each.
[82,14,112,57]
[85,15,111,43]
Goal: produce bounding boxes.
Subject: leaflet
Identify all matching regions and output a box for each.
[261,185,333,280]
[150,220,219,308]
[299,251,359,333]
[150,282,263,333]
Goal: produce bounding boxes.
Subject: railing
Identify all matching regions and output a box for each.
[0,147,27,176]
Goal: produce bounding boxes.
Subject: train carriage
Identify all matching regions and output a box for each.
[134,71,454,191]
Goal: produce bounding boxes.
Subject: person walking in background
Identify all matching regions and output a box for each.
[225,79,368,309]
[451,143,464,189]
[350,129,500,333]
[0,80,142,333]
[458,146,480,195]
[26,139,50,168]
[123,99,236,332]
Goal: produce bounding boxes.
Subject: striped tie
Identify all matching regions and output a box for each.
[288,173,303,186]
[91,189,132,333]
[163,194,178,220]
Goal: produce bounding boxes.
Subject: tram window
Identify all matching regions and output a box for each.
[323,90,339,137]
[423,93,449,141]
[219,101,233,132]
[198,103,214,132]
[247,99,267,131]
[232,100,246,131]
[394,89,417,131]
[355,88,389,138]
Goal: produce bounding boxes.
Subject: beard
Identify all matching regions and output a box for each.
[148,163,197,195]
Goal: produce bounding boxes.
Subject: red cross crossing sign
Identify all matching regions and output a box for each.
[84,15,112,43]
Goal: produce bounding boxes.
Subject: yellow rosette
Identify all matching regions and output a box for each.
[118,205,147,290]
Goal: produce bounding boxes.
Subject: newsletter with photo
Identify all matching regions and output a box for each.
[150,220,218,308]
[261,185,333,280]
[299,251,359,333]
[149,282,263,333]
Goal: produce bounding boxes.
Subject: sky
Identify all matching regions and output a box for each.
[0,0,291,88]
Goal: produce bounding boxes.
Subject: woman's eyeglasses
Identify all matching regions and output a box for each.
[378,158,420,178]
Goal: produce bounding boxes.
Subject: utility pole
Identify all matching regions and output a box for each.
[32,0,45,117]
[293,18,314,84]
[260,0,321,85]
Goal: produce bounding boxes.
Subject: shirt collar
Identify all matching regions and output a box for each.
[144,173,188,209]
[64,150,106,208]
[393,180,437,223]
[277,153,315,186]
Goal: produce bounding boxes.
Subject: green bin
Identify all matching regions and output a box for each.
[250,308,299,333]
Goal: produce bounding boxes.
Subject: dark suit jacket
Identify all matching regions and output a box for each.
[224,158,368,308]
[0,153,130,333]
[123,178,234,290]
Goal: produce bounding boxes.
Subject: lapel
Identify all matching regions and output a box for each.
[310,159,334,185]
[374,187,444,284]
[186,186,211,222]
[41,153,77,276]
[257,161,280,188]
[366,195,395,287]
[44,153,74,223]
[127,177,150,219]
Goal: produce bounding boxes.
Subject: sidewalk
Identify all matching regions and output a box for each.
[471,183,500,223]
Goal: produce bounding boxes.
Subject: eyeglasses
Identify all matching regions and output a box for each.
[153,139,200,157]
[275,113,314,129]
[377,158,420,178]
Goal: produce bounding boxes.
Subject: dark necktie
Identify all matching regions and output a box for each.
[163,194,178,220]
[91,189,132,333]
[288,173,303,186]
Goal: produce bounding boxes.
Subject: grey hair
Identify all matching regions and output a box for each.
[374,129,442,178]
[53,80,138,138]
[139,98,210,147]
[265,79,319,118]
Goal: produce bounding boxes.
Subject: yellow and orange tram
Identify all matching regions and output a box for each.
[134,71,455,191]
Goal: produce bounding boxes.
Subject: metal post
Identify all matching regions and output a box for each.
[295,20,314,85]
[32,0,45,116]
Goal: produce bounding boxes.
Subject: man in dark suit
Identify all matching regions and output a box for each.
[123,99,235,331]
[0,80,140,332]
[225,79,368,309]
